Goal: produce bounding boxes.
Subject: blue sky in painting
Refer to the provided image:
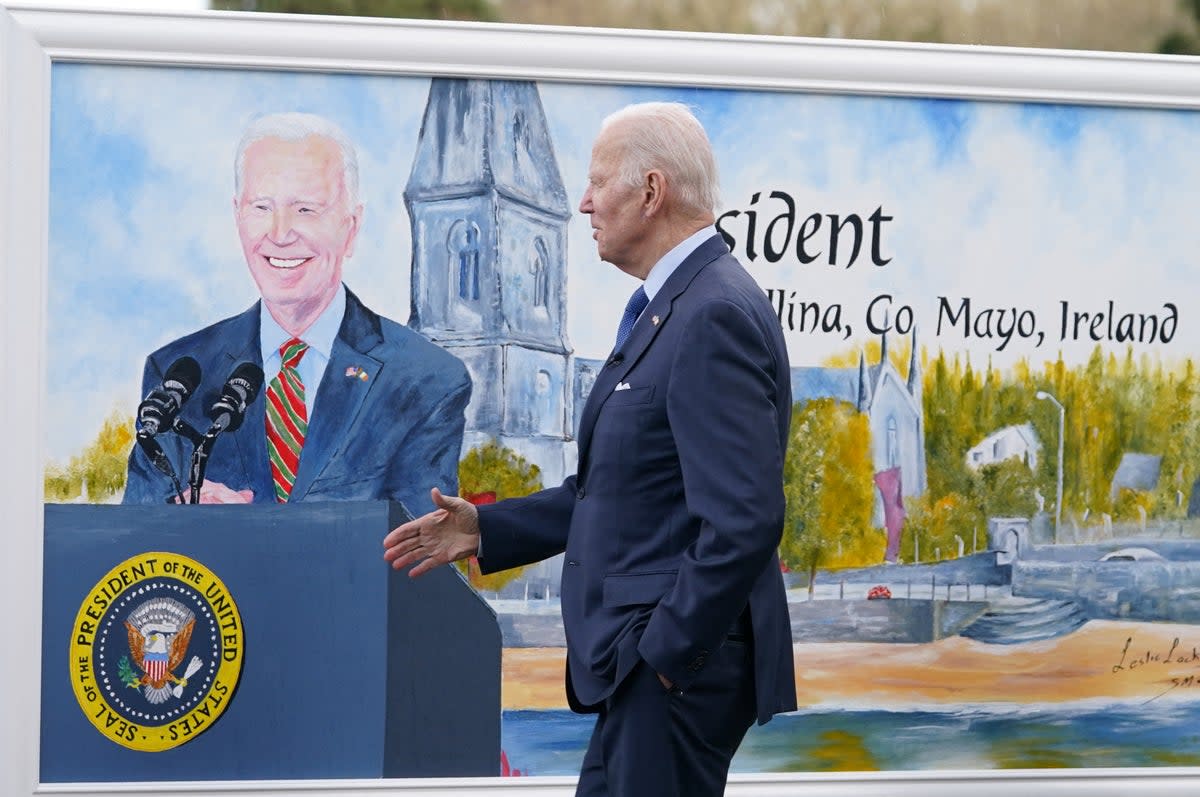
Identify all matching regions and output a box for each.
[46,63,1200,462]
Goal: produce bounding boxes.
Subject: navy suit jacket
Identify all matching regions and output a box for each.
[123,287,471,516]
[478,235,796,724]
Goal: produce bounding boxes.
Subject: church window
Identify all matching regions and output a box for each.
[531,238,550,308]
[578,366,596,401]
[448,219,481,303]
[535,369,559,436]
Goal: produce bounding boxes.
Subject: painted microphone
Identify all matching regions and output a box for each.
[136,355,202,438]
[206,362,265,435]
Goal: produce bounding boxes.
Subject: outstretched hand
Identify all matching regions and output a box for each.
[382,487,481,578]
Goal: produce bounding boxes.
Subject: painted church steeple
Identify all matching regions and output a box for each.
[405,78,575,483]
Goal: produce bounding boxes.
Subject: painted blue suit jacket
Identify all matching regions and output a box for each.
[122,287,471,516]
[478,235,796,724]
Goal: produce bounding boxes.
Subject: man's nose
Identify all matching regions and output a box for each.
[269,209,298,243]
[578,187,592,214]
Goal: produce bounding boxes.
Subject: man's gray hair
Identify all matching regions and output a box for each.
[601,102,719,215]
[234,112,360,206]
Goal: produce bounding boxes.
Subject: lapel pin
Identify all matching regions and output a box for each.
[652,315,660,326]
[345,366,369,381]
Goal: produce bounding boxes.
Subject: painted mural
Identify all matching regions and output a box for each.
[44,62,1200,777]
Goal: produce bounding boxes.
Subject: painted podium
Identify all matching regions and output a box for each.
[40,501,501,782]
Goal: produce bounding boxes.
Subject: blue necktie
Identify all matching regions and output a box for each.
[613,286,649,352]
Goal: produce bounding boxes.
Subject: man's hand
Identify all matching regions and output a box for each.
[383,487,481,578]
[173,480,254,503]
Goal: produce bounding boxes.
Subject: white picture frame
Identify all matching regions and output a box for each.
[4,5,1200,796]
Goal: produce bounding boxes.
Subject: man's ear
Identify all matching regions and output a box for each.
[643,170,666,218]
[343,203,365,259]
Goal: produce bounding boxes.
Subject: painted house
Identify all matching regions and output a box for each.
[1111,452,1163,501]
[966,423,1041,471]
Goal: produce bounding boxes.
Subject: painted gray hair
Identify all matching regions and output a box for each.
[234,112,360,206]
[601,102,719,215]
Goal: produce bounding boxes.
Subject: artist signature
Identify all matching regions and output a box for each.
[1111,636,1200,703]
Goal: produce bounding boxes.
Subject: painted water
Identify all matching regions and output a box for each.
[501,702,1200,776]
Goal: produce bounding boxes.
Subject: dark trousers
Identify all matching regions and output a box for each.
[574,635,756,797]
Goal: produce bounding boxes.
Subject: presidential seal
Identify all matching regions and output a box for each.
[70,551,243,751]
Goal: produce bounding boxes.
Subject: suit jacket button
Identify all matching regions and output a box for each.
[576,487,585,499]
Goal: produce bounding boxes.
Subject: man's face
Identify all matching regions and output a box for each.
[235,135,361,318]
[579,124,648,276]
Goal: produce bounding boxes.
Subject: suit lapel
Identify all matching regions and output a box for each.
[212,304,273,499]
[289,289,384,500]
[576,234,728,470]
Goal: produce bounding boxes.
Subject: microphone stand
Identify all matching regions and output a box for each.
[177,361,263,505]
[186,420,238,506]
[135,431,186,505]
[171,418,207,505]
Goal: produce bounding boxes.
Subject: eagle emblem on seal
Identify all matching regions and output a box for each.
[120,597,205,705]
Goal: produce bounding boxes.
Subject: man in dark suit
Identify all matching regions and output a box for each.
[124,112,470,512]
[383,102,794,796]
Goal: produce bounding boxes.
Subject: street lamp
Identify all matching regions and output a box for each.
[1036,390,1064,544]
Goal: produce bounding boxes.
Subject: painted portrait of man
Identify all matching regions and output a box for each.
[121,111,471,511]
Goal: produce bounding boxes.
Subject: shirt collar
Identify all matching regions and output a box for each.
[260,284,346,363]
[642,225,718,302]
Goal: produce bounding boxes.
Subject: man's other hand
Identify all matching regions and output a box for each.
[173,480,254,503]
[383,487,481,578]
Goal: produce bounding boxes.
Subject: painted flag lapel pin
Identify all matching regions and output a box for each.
[345,366,369,381]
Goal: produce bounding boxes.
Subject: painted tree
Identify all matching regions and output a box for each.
[973,457,1040,520]
[900,491,978,563]
[781,398,880,593]
[923,351,979,499]
[1156,359,1200,517]
[920,343,1200,535]
[456,440,542,592]
[44,410,134,503]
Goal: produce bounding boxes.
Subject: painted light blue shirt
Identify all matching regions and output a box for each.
[259,284,346,417]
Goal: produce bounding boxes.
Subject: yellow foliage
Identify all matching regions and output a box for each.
[1113,487,1154,523]
[782,398,884,576]
[821,337,912,374]
[456,440,543,593]
[44,409,135,502]
[901,492,982,563]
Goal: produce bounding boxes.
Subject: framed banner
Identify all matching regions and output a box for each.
[4,4,1200,796]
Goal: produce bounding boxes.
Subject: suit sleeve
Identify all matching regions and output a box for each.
[637,297,787,689]
[476,477,576,574]
[385,369,472,518]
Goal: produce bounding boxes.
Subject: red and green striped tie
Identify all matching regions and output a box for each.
[266,338,308,502]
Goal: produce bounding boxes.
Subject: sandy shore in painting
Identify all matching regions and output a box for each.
[502,619,1200,710]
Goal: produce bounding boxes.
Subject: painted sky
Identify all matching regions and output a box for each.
[46,63,1200,463]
